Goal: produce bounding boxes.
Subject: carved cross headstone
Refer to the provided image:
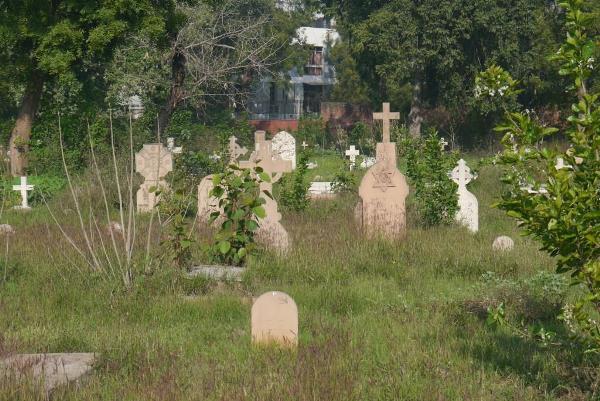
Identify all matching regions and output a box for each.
[12,176,34,209]
[345,145,360,170]
[251,291,298,347]
[358,103,409,238]
[167,138,183,154]
[239,131,293,253]
[228,136,247,164]
[135,144,173,212]
[450,159,479,232]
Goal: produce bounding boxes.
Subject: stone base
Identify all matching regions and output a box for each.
[187,265,245,281]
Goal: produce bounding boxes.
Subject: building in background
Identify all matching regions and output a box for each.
[248,13,339,132]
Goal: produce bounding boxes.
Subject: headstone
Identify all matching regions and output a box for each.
[0,353,96,393]
[240,131,293,253]
[360,157,376,169]
[271,131,296,170]
[135,144,173,212]
[308,182,335,199]
[301,141,309,150]
[251,291,298,347]
[197,175,221,223]
[439,137,449,151]
[450,159,479,233]
[228,136,247,164]
[345,145,360,170]
[307,162,318,170]
[12,176,34,210]
[555,157,572,170]
[166,138,183,154]
[209,152,221,162]
[493,236,514,251]
[358,103,409,238]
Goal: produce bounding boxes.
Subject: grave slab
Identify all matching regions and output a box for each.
[187,265,245,281]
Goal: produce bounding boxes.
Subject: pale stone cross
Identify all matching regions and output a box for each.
[167,138,183,154]
[345,145,360,170]
[12,176,34,209]
[450,159,475,188]
[228,136,247,163]
[373,102,400,143]
[301,141,308,150]
[439,137,449,151]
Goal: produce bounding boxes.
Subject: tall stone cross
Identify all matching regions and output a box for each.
[228,136,247,164]
[167,138,183,154]
[373,102,400,143]
[450,159,479,233]
[345,145,360,170]
[12,176,34,209]
[239,131,293,253]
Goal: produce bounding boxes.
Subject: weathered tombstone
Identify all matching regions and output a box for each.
[272,131,296,170]
[240,131,293,253]
[308,181,335,199]
[493,235,514,251]
[135,144,173,212]
[197,175,221,223]
[167,137,183,154]
[450,159,479,233]
[251,291,298,347]
[360,157,376,169]
[358,103,409,238]
[12,176,34,210]
[345,145,360,170]
[228,136,247,164]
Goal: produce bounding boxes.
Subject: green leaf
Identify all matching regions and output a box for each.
[258,172,271,182]
[252,206,266,219]
[218,241,231,254]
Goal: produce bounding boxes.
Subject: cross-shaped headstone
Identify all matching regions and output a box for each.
[12,176,34,209]
[345,145,360,170]
[439,137,449,151]
[373,102,400,143]
[301,141,308,150]
[450,159,475,188]
[228,136,248,163]
[167,138,182,154]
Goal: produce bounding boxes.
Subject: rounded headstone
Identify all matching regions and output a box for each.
[251,291,298,347]
[493,235,514,251]
[271,131,296,170]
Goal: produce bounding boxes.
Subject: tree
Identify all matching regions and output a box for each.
[0,0,174,176]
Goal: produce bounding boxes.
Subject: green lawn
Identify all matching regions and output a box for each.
[0,156,597,400]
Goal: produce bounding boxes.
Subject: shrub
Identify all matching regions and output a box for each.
[279,149,311,211]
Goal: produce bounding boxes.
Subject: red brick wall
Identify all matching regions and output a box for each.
[249,119,299,133]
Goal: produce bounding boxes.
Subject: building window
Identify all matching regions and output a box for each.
[305,47,324,76]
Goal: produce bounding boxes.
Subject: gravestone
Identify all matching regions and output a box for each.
[166,137,183,154]
[450,159,479,233]
[493,236,514,251]
[358,103,409,238]
[251,291,298,347]
[228,136,247,164]
[239,131,293,253]
[12,176,34,210]
[135,144,173,212]
[0,353,96,393]
[309,182,335,199]
[360,157,376,169]
[272,131,296,170]
[345,145,360,170]
[301,141,309,150]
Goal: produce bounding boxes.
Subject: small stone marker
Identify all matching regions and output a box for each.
[493,236,514,251]
[135,144,173,212]
[272,131,297,170]
[12,176,34,210]
[239,131,293,253]
[345,145,360,170]
[209,152,221,162]
[358,103,409,238]
[251,291,298,347]
[439,137,449,151]
[308,181,335,199]
[166,137,183,154]
[0,353,96,393]
[187,265,245,281]
[360,157,376,169]
[301,141,309,150]
[306,162,318,170]
[450,159,479,233]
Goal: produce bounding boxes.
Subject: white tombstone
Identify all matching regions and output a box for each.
[12,176,34,210]
[360,157,376,169]
[251,291,298,347]
[272,131,296,170]
[493,236,514,251]
[345,145,360,170]
[439,137,449,151]
[309,182,334,197]
[306,162,318,170]
[301,141,309,150]
[449,159,479,233]
[166,138,183,154]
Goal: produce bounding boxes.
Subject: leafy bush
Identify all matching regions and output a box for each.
[208,165,268,266]
[0,175,67,208]
[297,116,327,148]
[157,188,196,269]
[331,164,358,194]
[401,130,458,226]
[477,0,600,351]
[279,149,311,212]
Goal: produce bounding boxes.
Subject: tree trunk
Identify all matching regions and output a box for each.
[157,48,186,135]
[408,77,423,138]
[9,70,45,176]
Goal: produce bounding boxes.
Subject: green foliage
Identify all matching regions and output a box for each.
[331,165,358,194]
[402,130,459,227]
[297,116,327,149]
[208,165,267,266]
[0,175,66,208]
[479,0,600,351]
[279,150,311,212]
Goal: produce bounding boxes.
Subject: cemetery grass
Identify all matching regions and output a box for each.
[0,162,599,400]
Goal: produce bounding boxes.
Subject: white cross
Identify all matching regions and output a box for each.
[440,137,449,151]
[167,138,183,154]
[12,176,34,209]
[345,145,360,170]
[302,141,308,150]
[450,159,475,188]
[373,102,400,143]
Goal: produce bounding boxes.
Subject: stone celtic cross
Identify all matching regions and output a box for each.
[450,159,475,188]
[373,102,400,143]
